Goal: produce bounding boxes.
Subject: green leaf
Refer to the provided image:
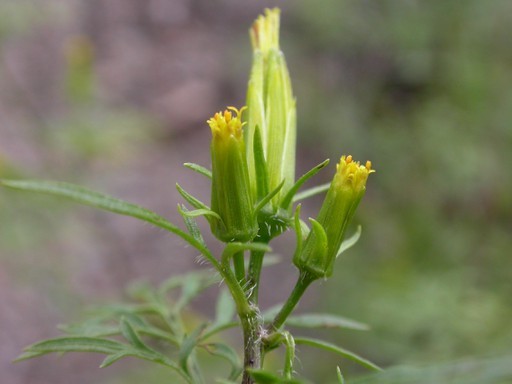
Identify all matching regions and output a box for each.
[176,183,211,211]
[120,317,149,350]
[176,273,208,310]
[248,369,304,384]
[183,162,212,179]
[294,337,382,372]
[254,179,285,215]
[16,337,125,361]
[292,182,330,203]
[179,323,208,374]
[204,343,242,380]
[293,205,303,260]
[337,366,345,384]
[280,159,330,210]
[178,204,206,247]
[286,313,370,331]
[215,288,236,325]
[337,226,362,258]
[100,351,132,368]
[352,354,512,384]
[0,179,217,268]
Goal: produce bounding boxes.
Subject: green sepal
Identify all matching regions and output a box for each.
[293,218,328,279]
[280,159,329,210]
[183,162,212,179]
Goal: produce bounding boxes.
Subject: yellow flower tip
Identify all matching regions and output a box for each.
[207,106,247,139]
[336,155,373,191]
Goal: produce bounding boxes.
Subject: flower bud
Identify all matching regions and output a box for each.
[293,156,374,279]
[245,8,296,209]
[208,107,258,242]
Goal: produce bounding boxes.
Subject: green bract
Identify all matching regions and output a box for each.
[294,156,374,279]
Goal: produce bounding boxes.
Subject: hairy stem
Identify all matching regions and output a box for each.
[233,250,246,284]
[241,309,262,384]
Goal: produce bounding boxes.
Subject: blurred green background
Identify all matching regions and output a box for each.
[1,1,511,383]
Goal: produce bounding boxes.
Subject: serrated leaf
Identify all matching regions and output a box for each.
[16,337,125,361]
[183,163,212,179]
[215,288,236,325]
[0,179,216,267]
[336,226,362,258]
[294,337,382,372]
[280,159,330,210]
[204,343,242,380]
[292,182,330,203]
[286,313,370,331]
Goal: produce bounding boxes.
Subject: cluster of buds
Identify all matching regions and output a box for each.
[206,9,374,280]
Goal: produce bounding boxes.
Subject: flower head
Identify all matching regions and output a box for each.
[208,107,257,243]
[293,156,374,279]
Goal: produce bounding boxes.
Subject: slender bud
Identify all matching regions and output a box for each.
[245,8,296,209]
[294,156,374,278]
[208,107,258,242]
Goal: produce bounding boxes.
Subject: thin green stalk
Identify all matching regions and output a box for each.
[270,271,315,331]
[233,250,246,284]
[246,234,270,304]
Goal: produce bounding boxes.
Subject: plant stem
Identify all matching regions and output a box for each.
[270,271,315,331]
[233,250,246,284]
[246,234,270,304]
[241,309,262,384]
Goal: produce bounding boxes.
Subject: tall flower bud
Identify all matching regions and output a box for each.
[245,8,296,209]
[294,156,374,279]
[208,107,258,242]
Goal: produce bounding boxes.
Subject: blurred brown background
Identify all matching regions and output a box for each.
[1,1,511,383]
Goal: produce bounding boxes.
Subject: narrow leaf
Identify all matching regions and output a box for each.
[204,343,242,380]
[248,369,304,384]
[176,183,210,211]
[100,351,131,368]
[293,205,303,260]
[183,162,212,179]
[337,366,345,384]
[120,317,149,350]
[294,337,382,372]
[178,204,206,246]
[179,208,221,221]
[215,288,236,325]
[16,337,125,361]
[280,159,330,209]
[0,179,217,268]
[179,323,208,373]
[337,226,362,258]
[254,179,285,215]
[286,313,370,331]
[292,182,330,203]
